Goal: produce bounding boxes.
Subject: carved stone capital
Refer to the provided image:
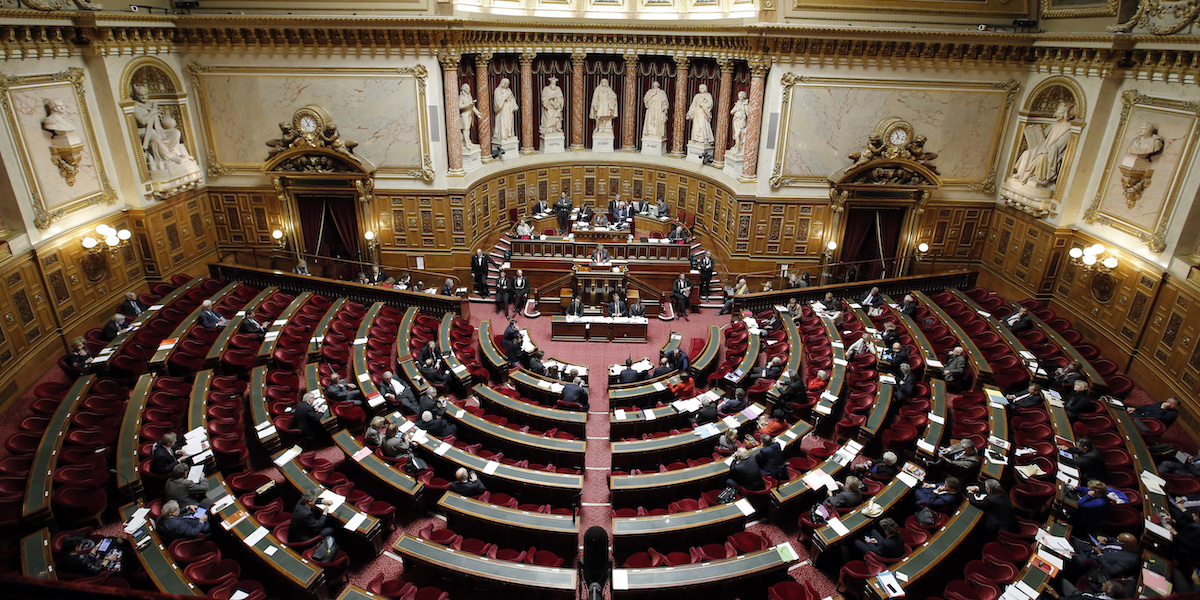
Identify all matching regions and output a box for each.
[623,53,639,66]
[571,52,587,66]
[716,58,735,72]
[749,59,772,77]
[438,52,460,70]
[673,55,690,69]
[520,52,537,66]
[477,51,493,64]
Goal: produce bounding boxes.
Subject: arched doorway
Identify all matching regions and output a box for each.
[839,206,906,282]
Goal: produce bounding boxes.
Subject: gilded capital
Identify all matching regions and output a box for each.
[674,55,690,69]
[477,51,493,64]
[520,52,537,65]
[749,58,772,77]
[623,53,639,66]
[571,52,587,66]
[717,58,734,72]
[438,52,460,70]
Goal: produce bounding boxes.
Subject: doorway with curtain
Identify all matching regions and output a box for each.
[839,206,906,282]
[294,193,361,281]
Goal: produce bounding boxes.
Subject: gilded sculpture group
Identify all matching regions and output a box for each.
[455,76,751,154]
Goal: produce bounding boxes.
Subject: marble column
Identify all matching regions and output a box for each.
[712,58,735,169]
[475,52,493,162]
[621,54,638,152]
[520,52,536,155]
[570,52,586,151]
[742,59,770,181]
[440,53,464,174]
[669,55,689,157]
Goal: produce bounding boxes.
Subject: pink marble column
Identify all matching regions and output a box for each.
[669,55,689,157]
[475,52,493,162]
[742,59,770,181]
[621,53,638,152]
[440,53,463,174]
[712,58,734,168]
[520,52,536,155]
[570,53,586,151]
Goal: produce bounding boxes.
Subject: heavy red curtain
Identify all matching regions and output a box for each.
[840,207,906,281]
[839,207,875,283]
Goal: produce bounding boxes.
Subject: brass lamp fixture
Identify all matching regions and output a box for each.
[1068,243,1118,274]
[82,224,131,258]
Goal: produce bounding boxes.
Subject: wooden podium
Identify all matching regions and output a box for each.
[572,261,628,307]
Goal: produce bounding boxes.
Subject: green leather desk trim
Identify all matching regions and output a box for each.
[308,298,348,356]
[336,585,386,600]
[206,287,277,364]
[438,312,471,388]
[256,292,313,362]
[611,403,764,465]
[478,320,508,372]
[1111,406,1169,526]
[911,290,993,379]
[20,528,54,580]
[116,372,155,497]
[474,384,587,435]
[814,475,912,551]
[188,370,212,433]
[948,288,1040,381]
[438,491,578,541]
[23,374,94,520]
[919,379,948,459]
[613,545,797,592]
[443,403,585,463]
[101,277,202,358]
[1012,519,1071,598]
[689,325,722,380]
[150,281,238,368]
[392,534,576,593]
[1139,551,1171,597]
[212,479,323,590]
[1005,299,1107,391]
[333,430,422,498]
[118,503,204,596]
[274,453,381,539]
[301,363,342,433]
[613,500,749,539]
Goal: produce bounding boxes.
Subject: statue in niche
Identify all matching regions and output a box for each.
[132,84,197,170]
[541,77,564,134]
[458,83,482,148]
[1119,122,1165,208]
[493,78,519,143]
[642,81,669,138]
[41,98,83,186]
[1011,102,1074,188]
[590,78,618,135]
[686,84,714,145]
[729,91,749,155]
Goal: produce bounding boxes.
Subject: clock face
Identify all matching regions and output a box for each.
[298,115,318,133]
[889,128,909,146]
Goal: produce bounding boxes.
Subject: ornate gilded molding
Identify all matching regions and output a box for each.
[1041,0,1118,19]
[1083,90,1200,253]
[1111,0,1200,35]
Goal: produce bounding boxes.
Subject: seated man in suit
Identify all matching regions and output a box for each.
[120,292,149,318]
[635,198,651,214]
[416,409,457,438]
[756,434,788,481]
[562,376,590,410]
[198,300,228,329]
[450,468,486,497]
[933,438,981,475]
[240,314,267,341]
[746,356,783,388]
[942,346,967,383]
[439,278,456,296]
[760,309,783,332]
[564,294,585,317]
[628,299,646,318]
[419,340,444,370]
[859,287,885,315]
[668,347,690,375]
[656,198,670,218]
[418,392,448,418]
[1063,379,1093,421]
[691,394,719,426]
[717,388,748,414]
[156,500,210,542]
[894,363,917,402]
[1006,382,1045,408]
[512,270,530,313]
[290,489,335,543]
[166,463,213,509]
[1052,361,1086,390]
[577,204,594,224]
[419,357,451,388]
[727,447,765,491]
[150,432,184,475]
[1126,397,1180,433]
[101,313,131,342]
[914,476,963,513]
[618,359,641,384]
[326,373,365,406]
[881,342,910,376]
[367,265,389,284]
[380,370,419,414]
[292,392,325,444]
[1002,306,1034,333]
[594,211,610,228]
[532,197,551,215]
[667,224,689,242]
[608,293,627,318]
[651,356,673,378]
[898,294,919,316]
[590,244,611,264]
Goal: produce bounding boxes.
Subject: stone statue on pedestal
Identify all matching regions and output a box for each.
[458,83,483,148]
[729,91,749,155]
[686,84,714,145]
[541,77,564,135]
[590,78,618,135]
[642,81,669,138]
[493,78,519,142]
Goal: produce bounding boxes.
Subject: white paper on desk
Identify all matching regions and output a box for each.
[211,495,235,513]
[434,443,450,456]
[928,413,945,424]
[257,426,277,440]
[149,304,164,310]
[123,516,147,535]
[776,542,800,562]
[352,447,372,462]
[181,441,206,457]
[831,341,845,349]
[273,446,302,467]
[876,571,904,598]
[834,358,848,366]
[814,403,832,415]
[722,416,740,430]
[613,570,630,590]
[410,429,429,445]
[880,374,897,384]
[318,490,345,512]
[694,424,720,439]
[263,546,279,557]
[652,381,667,392]
[916,439,935,454]
[272,319,288,326]
[1036,548,1064,570]
[1059,464,1079,478]
[230,591,250,600]
[734,498,755,517]
[550,383,564,394]
[368,394,385,409]
[1047,397,1064,408]
[896,472,919,488]
[263,331,280,342]
[397,418,415,432]
[536,379,551,389]
[820,391,838,403]
[827,517,850,537]
[643,408,657,421]
[191,449,214,464]
[343,512,367,531]
[1146,518,1173,540]
[482,461,500,475]
[1013,580,1039,599]
[1142,470,1166,494]
[989,401,1007,409]
[927,359,943,368]
[357,372,371,383]
[244,526,269,547]
[614,409,627,420]
[1036,530,1075,556]
[188,465,205,483]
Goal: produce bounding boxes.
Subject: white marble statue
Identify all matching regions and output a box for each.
[458,83,483,148]
[642,81,669,138]
[132,84,195,170]
[729,91,749,155]
[590,78,619,134]
[1125,122,1165,162]
[493,78,519,142]
[1011,102,1073,187]
[40,98,76,141]
[541,77,564,134]
[686,84,714,145]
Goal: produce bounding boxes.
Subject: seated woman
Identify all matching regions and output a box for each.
[669,374,695,400]
[514,219,534,237]
[364,416,386,448]
[716,429,740,455]
[1071,479,1113,534]
[65,337,94,374]
[754,413,787,440]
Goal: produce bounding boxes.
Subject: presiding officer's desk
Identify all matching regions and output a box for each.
[393,533,576,600]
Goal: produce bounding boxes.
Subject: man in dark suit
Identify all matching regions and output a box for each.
[899,294,918,316]
[101,313,130,342]
[692,395,719,425]
[667,348,690,376]
[326,373,364,406]
[149,432,183,475]
[494,270,512,317]
[942,346,967,383]
[966,479,1018,537]
[289,489,335,542]
[1069,533,1140,586]
[532,197,550,215]
[562,377,589,410]
[656,198,670,218]
[450,468,486,497]
[418,392,447,418]
[577,204,594,225]
[119,292,149,318]
[380,370,419,414]
[417,410,457,438]
[608,293,627,317]
[1007,383,1045,408]
[240,315,267,341]
[619,359,641,384]
[166,463,212,508]
[419,358,450,388]
[564,295,585,317]
[628,299,646,318]
[366,265,388,284]
[292,392,324,444]
[651,356,673,378]
[198,300,227,329]
[746,356,783,388]
[419,340,443,370]
[860,287,884,309]
[156,500,210,542]
[512,270,529,314]
[696,252,715,300]
[894,363,917,402]
[1063,379,1093,421]
[1002,306,1033,333]
[590,244,610,264]
[528,350,547,376]
[635,198,651,214]
[668,224,688,242]
[1127,397,1180,433]
[756,435,787,480]
[471,249,495,297]
[501,319,523,364]
[881,342,910,376]
[554,192,573,234]
[717,388,748,414]
[672,273,693,320]
[727,448,765,491]
[439,278,456,296]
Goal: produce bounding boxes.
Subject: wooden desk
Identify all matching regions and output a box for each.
[762,317,803,407]
[439,312,473,389]
[475,385,587,437]
[1111,405,1170,548]
[860,382,894,445]
[918,379,948,460]
[688,325,722,382]
[1010,299,1108,392]
[949,288,1042,383]
[478,320,511,379]
[308,297,347,357]
[150,281,240,369]
[549,315,648,343]
[336,586,387,600]
[912,290,994,383]
[205,286,277,367]
[880,295,940,376]
[116,372,156,501]
[611,404,764,469]
[20,528,54,580]
[95,277,203,365]
[813,470,914,553]
[118,503,204,596]
[393,307,432,398]
[811,316,847,425]
[443,403,586,468]
[609,403,694,440]
[607,374,681,409]
[612,544,800,598]
[393,534,577,599]
[612,501,752,556]
[249,366,282,455]
[438,491,578,552]
[1138,551,1172,597]
[1010,519,1071,600]
[771,454,847,512]
[353,312,388,412]
[333,430,423,505]
[257,292,313,364]
[23,374,94,523]
[274,451,385,553]
[188,370,212,432]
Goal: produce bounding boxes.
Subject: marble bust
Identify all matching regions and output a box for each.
[40,98,78,143]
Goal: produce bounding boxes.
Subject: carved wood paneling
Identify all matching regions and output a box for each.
[914,202,993,264]
[132,190,216,277]
[207,188,283,250]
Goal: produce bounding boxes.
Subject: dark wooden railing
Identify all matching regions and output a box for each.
[732,269,978,315]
